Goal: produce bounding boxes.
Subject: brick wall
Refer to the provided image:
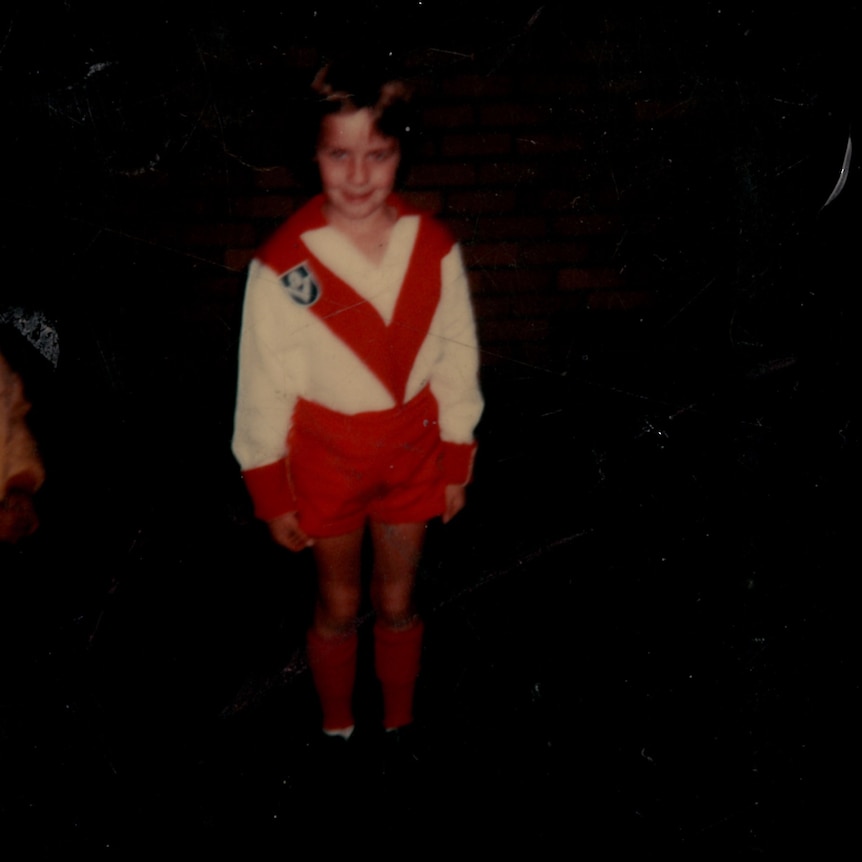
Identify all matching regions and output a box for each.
[10,7,849,381]
[82,11,739,375]
[196,28,676,373]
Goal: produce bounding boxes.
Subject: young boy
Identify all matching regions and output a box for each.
[231,58,483,744]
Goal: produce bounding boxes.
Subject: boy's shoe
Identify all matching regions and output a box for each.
[379,723,423,780]
[305,730,358,787]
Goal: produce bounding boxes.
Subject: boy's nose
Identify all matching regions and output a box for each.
[348,157,369,185]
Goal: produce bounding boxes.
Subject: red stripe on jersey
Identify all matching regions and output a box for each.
[303,215,451,403]
[257,195,456,404]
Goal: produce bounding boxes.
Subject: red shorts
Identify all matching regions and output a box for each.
[288,386,446,537]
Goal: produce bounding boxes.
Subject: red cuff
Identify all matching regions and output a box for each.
[441,441,477,486]
[241,459,297,522]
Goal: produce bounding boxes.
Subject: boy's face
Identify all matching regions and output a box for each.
[316,108,400,226]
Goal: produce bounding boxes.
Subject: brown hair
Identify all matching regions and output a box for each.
[306,53,419,184]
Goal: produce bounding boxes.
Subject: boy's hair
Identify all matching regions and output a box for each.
[310,54,415,144]
[300,53,419,188]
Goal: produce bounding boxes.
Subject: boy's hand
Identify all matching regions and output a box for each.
[442,484,466,524]
[268,512,314,552]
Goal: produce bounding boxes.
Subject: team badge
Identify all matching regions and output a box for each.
[281,263,320,306]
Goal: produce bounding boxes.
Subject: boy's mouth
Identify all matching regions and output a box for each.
[342,190,374,202]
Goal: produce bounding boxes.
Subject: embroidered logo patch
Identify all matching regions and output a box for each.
[281,263,320,306]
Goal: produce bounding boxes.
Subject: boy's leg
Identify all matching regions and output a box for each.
[307,527,364,734]
[369,521,426,730]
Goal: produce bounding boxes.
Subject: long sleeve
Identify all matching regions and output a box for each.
[427,243,484,485]
[231,258,303,521]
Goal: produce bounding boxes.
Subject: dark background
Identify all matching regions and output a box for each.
[1,2,858,853]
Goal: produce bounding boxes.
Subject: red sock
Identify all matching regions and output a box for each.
[374,619,424,730]
[306,628,357,732]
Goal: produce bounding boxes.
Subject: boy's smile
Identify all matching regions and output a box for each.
[317,108,400,229]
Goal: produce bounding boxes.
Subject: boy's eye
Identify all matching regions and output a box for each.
[324,148,347,160]
[370,149,395,162]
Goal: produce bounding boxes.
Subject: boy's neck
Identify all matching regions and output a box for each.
[325,201,396,233]
[324,203,398,264]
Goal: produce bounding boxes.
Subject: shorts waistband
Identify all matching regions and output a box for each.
[292,385,438,440]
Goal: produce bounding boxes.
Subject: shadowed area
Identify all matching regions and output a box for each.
[1,2,858,854]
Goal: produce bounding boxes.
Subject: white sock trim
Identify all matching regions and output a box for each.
[323,725,355,740]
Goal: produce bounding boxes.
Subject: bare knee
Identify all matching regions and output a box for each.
[314,583,361,636]
[369,520,425,630]
[372,582,418,631]
[312,528,363,635]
